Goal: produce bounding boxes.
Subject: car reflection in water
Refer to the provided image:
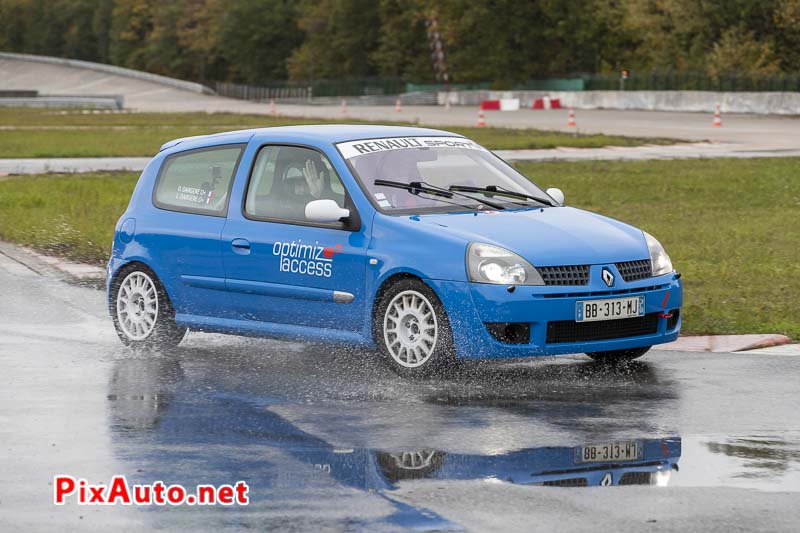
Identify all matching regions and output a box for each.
[370,438,679,488]
[106,346,681,529]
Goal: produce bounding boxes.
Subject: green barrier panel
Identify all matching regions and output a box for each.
[516,78,585,91]
[405,82,491,92]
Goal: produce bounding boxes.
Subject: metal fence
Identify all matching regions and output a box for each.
[582,72,800,92]
[405,82,490,92]
[215,77,406,100]
[215,72,800,102]
[215,82,312,101]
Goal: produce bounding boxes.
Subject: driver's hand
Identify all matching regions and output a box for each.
[303,160,324,198]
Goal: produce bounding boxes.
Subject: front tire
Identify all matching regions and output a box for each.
[586,346,651,364]
[374,279,457,377]
[111,265,186,348]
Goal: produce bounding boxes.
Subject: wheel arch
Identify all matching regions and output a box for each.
[370,271,443,344]
[107,259,170,315]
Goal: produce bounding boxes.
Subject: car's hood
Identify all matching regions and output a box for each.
[409,206,649,266]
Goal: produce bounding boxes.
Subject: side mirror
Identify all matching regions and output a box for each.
[546,187,565,206]
[305,199,350,223]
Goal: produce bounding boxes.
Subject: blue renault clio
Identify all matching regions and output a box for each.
[108,125,681,375]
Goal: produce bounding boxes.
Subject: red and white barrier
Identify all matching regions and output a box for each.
[479,98,520,111]
[532,96,562,110]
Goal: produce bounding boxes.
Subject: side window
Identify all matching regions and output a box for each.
[153,145,244,216]
[245,146,347,223]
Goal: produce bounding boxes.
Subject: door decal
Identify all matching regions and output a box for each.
[272,240,342,277]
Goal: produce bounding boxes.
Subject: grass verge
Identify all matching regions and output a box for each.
[0,108,677,157]
[0,172,136,262]
[519,157,799,340]
[0,157,796,339]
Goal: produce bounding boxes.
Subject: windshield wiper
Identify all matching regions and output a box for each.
[374,179,506,210]
[449,184,555,207]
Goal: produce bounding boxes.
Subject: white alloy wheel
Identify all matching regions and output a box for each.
[116,271,159,341]
[383,290,438,368]
[388,450,438,471]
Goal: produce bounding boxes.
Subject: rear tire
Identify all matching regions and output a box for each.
[586,346,651,364]
[111,264,186,348]
[374,279,458,378]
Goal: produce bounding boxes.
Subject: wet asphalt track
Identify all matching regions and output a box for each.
[1,252,799,532]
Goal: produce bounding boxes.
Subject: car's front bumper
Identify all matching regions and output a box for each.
[428,271,682,360]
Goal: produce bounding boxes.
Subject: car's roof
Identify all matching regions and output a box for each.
[253,124,461,142]
[160,124,462,152]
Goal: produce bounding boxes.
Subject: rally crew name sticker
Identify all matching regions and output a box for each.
[175,185,214,205]
[336,136,488,159]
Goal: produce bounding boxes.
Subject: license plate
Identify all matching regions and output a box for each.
[575,441,642,463]
[576,296,645,322]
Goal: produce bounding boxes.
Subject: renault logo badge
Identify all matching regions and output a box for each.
[602,268,615,287]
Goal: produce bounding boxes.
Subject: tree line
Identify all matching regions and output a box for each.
[1,0,799,87]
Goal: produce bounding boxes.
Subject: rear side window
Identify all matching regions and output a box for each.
[153,145,244,216]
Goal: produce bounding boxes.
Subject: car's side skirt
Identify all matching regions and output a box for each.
[174,313,374,346]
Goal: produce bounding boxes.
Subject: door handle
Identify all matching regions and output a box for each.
[231,238,251,254]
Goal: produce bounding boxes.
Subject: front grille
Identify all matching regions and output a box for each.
[537,265,590,286]
[546,313,660,344]
[543,284,670,299]
[618,472,653,486]
[616,259,652,282]
[541,477,588,487]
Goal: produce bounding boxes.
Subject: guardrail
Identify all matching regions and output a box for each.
[0,90,38,97]
[0,94,124,109]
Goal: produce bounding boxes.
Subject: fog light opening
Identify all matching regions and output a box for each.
[485,322,530,344]
[665,309,680,330]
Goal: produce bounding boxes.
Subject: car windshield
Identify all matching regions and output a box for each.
[337,136,552,214]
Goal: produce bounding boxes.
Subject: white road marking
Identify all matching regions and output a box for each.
[740,345,800,357]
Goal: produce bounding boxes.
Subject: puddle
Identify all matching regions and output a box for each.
[671,436,800,492]
[105,352,800,495]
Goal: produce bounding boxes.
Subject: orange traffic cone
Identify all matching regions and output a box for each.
[476,108,486,128]
[269,98,276,116]
[341,98,347,115]
[567,107,577,127]
[395,97,402,112]
[712,104,722,127]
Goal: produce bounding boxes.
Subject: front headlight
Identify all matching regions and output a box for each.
[467,243,544,285]
[644,231,673,276]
